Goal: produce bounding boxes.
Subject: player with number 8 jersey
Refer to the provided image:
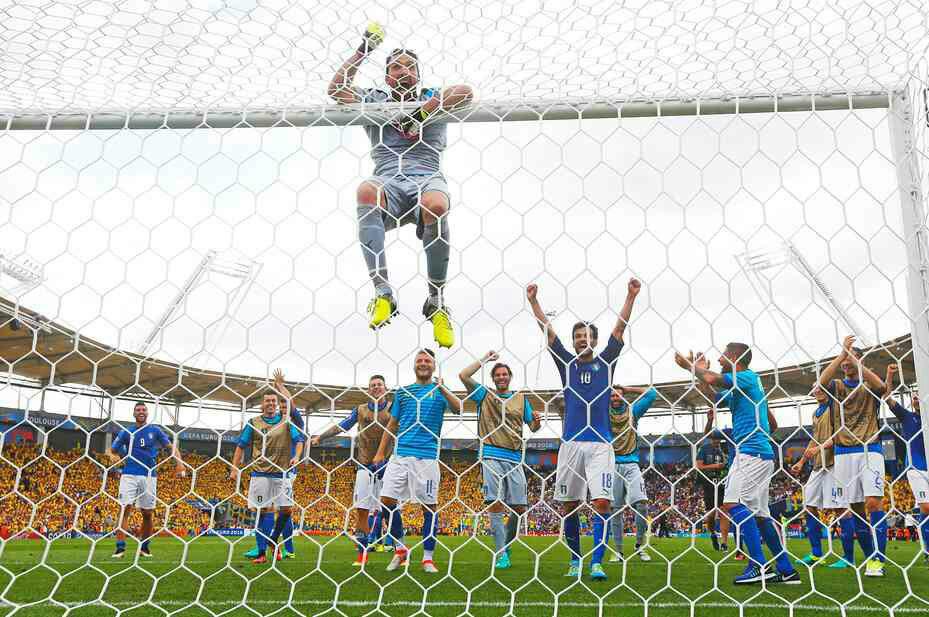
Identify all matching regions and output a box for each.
[311,374,394,566]
[526,278,641,581]
[230,390,305,564]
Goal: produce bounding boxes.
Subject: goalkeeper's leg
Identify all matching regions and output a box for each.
[419,190,453,348]
[357,181,396,328]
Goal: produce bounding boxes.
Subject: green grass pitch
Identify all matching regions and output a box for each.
[1,535,927,616]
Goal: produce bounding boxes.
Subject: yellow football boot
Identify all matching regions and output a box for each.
[368,296,397,330]
[423,298,454,348]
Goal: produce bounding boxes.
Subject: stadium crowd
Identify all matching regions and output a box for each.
[0,442,918,540]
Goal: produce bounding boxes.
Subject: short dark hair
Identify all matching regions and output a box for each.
[417,348,436,359]
[726,342,752,367]
[386,48,419,70]
[850,346,865,358]
[262,390,280,400]
[369,374,386,384]
[490,363,512,378]
[572,321,598,340]
[133,401,147,410]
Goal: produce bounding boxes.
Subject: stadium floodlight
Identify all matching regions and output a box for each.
[0,250,43,297]
[138,251,261,358]
[739,241,871,355]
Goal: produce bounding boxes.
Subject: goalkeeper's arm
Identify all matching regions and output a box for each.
[328,22,385,104]
[390,84,475,138]
[413,84,474,119]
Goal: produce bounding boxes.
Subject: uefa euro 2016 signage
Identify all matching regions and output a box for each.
[204,528,252,537]
[177,429,239,444]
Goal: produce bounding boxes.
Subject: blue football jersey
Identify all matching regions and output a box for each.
[112,424,172,476]
[549,334,623,442]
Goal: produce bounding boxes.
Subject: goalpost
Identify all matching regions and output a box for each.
[1,1,929,615]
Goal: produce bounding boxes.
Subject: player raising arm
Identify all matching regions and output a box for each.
[229,391,305,564]
[460,351,542,570]
[817,335,888,577]
[239,369,307,561]
[526,277,640,582]
[328,22,473,348]
[674,347,799,585]
[311,374,393,567]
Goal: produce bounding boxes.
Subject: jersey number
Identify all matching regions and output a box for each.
[138,438,145,447]
[580,372,592,384]
[425,480,435,497]
[602,473,613,489]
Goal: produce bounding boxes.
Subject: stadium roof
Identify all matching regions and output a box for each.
[0,296,917,414]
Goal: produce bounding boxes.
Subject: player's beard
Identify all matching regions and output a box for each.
[393,79,417,101]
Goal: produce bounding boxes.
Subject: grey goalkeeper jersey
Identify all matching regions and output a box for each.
[356,87,447,177]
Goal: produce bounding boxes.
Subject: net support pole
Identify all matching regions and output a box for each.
[889,90,929,438]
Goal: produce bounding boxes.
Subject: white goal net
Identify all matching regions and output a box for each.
[1,1,929,616]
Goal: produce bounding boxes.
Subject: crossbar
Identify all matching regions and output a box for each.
[1,93,892,131]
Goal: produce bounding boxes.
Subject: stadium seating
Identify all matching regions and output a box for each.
[0,443,917,540]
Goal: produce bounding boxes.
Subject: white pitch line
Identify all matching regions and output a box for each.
[0,558,753,567]
[0,599,924,613]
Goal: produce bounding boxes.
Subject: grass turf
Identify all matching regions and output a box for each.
[0,534,927,616]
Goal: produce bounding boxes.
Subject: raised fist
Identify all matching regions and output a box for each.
[526,284,538,302]
[358,22,385,55]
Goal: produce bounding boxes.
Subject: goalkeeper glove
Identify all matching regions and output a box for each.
[357,22,385,55]
[391,106,433,140]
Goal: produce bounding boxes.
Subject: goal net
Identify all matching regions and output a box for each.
[1,1,929,616]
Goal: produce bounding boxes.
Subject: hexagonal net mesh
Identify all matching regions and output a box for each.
[1,1,929,616]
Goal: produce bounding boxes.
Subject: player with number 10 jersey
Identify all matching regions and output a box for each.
[526,278,641,581]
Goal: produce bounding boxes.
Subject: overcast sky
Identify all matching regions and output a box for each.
[0,1,925,438]
[0,106,913,437]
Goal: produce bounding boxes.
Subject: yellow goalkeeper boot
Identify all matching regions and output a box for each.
[368,295,398,330]
[423,297,454,349]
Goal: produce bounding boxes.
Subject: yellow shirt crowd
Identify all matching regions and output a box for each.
[0,444,920,539]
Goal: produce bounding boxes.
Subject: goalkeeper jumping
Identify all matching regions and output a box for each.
[328,23,473,348]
